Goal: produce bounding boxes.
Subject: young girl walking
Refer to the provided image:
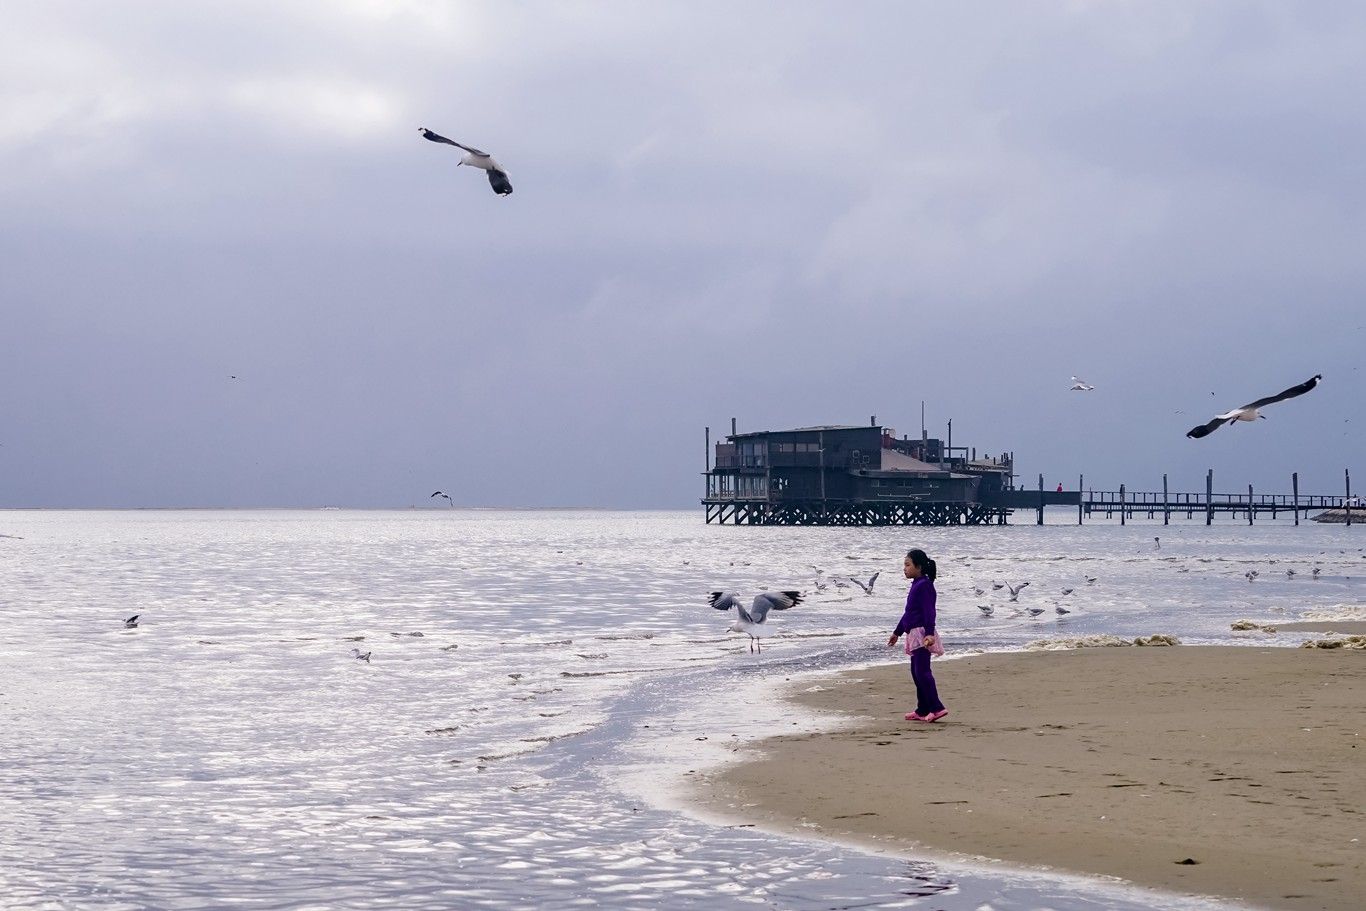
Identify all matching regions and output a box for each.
[887,548,947,722]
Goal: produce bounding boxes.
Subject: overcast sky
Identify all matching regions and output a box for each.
[2,1,1362,508]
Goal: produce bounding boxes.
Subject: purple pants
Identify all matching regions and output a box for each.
[910,647,945,716]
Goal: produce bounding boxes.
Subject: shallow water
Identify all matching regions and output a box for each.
[1,509,1361,909]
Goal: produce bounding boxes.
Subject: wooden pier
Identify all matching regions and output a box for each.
[701,420,1355,528]
[1058,469,1355,526]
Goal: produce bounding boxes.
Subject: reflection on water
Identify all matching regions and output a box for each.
[1,509,1357,909]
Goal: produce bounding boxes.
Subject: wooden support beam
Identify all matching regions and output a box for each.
[1293,472,1299,526]
[1206,469,1214,525]
[1162,474,1169,525]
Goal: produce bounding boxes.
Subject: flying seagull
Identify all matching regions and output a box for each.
[709,590,803,653]
[1069,376,1095,391]
[1186,375,1322,439]
[849,572,880,595]
[123,614,139,628]
[1005,581,1030,602]
[430,491,453,506]
[419,128,513,196]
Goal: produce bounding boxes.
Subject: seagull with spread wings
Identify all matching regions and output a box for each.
[1069,376,1095,391]
[430,491,454,506]
[849,572,879,595]
[419,127,513,196]
[709,590,803,653]
[1186,375,1322,439]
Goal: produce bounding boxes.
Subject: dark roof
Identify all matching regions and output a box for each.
[731,425,874,438]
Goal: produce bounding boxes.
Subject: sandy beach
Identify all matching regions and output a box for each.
[693,647,1365,911]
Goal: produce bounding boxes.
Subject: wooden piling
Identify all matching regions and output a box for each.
[1205,469,1214,525]
[1077,474,1084,525]
[1348,468,1354,527]
[1248,484,1254,526]
[1293,472,1299,526]
[1119,484,1126,525]
[1037,473,1045,526]
[1162,474,1169,525]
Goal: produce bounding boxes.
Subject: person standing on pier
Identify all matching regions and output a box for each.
[888,549,947,722]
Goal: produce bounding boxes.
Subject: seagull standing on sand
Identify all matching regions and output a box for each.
[1186,375,1322,439]
[419,128,513,195]
[709,590,803,653]
[351,648,372,663]
[1069,376,1095,391]
[978,605,994,617]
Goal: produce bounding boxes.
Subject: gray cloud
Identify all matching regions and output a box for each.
[2,1,1362,507]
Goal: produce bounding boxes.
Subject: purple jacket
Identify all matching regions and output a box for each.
[894,577,936,636]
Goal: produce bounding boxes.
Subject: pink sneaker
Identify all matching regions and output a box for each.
[904,711,928,722]
[925,709,949,722]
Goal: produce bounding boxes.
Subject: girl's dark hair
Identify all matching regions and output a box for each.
[906,548,937,581]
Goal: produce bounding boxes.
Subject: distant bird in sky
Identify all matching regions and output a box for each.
[431,491,453,506]
[419,127,513,195]
[1005,581,1029,602]
[123,614,139,628]
[1069,376,1095,391]
[709,590,803,653]
[1186,374,1322,439]
[849,572,879,595]
[229,375,239,380]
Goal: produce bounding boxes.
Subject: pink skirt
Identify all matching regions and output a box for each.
[903,626,944,657]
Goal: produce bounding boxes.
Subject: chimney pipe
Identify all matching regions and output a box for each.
[871,415,876,427]
[731,417,736,436]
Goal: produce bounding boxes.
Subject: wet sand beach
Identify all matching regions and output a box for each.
[693,647,1365,911]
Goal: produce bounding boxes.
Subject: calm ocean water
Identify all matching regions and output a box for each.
[2,509,1362,910]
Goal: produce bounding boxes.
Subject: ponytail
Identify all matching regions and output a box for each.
[906,548,937,581]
